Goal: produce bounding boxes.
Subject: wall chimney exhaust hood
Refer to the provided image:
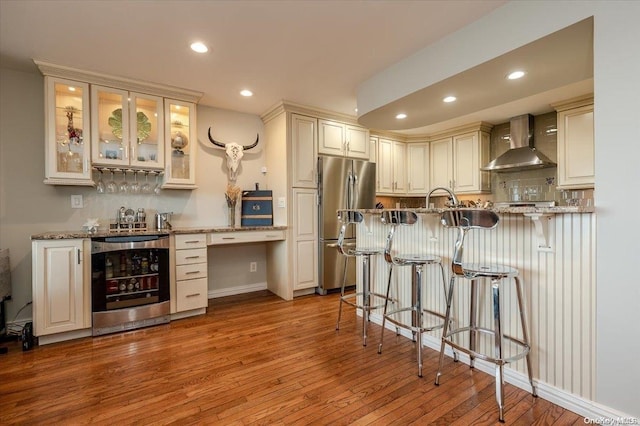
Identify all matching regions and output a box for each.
[481,114,556,172]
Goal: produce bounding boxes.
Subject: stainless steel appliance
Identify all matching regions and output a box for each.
[91,234,170,336]
[318,156,376,294]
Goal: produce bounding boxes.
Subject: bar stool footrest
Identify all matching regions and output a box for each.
[442,326,531,365]
[383,306,446,334]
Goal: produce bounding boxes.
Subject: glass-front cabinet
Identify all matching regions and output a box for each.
[91,85,164,169]
[44,77,93,185]
[164,100,197,188]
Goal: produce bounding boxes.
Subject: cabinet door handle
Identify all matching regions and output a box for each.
[184,240,201,244]
[185,255,200,259]
[222,237,235,240]
[77,248,81,265]
[186,293,201,298]
[186,270,201,275]
[266,234,278,238]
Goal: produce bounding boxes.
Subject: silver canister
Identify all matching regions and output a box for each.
[137,208,146,223]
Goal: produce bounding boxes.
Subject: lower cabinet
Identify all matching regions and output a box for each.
[292,188,318,290]
[173,234,208,313]
[32,239,91,336]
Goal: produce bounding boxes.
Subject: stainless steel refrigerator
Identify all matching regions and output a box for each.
[317,155,376,294]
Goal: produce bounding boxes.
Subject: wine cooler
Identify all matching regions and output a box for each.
[91,235,170,336]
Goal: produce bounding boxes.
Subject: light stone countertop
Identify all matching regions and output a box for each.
[350,206,595,215]
[31,226,287,240]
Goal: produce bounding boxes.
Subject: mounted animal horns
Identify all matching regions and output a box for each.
[208,127,259,150]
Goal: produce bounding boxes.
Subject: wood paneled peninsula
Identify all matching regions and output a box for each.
[348,207,596,410]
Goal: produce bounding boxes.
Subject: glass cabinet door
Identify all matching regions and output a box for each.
[91,85,129,166]
[44,77,93,185]
[164,100,197,188]
[129,93,164,169]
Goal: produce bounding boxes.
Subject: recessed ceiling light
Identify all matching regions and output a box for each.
[240,89,253,97]
[507,70,526,80]
[354,108,358,113]
[443,96,457,103]
[396,113,407,119]
[190,42,208,53]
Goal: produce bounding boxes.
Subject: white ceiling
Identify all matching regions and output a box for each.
[0,0,592,134]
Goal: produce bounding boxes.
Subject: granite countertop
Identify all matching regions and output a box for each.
[349,206,595,215]
[31,226,287,240]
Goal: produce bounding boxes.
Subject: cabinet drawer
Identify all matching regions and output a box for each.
[176,278,208,311]
[176,263,207,281]
[208,230,285,245]
[175,248,207,265]
[175,234,207,250]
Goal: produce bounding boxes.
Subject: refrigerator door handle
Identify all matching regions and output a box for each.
[352,173,359,209]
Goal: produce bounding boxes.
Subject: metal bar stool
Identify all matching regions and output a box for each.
[335,210,391,346]
[434,209,537,422]
[378,210,448,377]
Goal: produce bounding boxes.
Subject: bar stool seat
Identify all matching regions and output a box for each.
[434,208,537,422]
[378,210,448,377]
[335,210,392,346]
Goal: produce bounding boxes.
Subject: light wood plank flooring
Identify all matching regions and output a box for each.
[1,291,582,425]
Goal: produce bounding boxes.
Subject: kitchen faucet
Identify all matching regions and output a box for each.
[426,187,460,208]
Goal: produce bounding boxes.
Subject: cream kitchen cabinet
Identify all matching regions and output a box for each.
[172,234,208,313]
[32,239,91,337]
[164,100,198,189]
[291,113,318,188]
[318,119,370,159]
[430,128,490,195]
[292,188,318,290]
[43,77,93,186]
[369,136,378,163]
[91,85,164,170]
[554,97,594,189]
[407,143,430,194]
[377,138,406,194]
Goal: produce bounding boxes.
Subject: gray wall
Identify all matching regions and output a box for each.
[0,67,269,322]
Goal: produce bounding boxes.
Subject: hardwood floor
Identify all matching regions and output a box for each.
[1,291,582,425]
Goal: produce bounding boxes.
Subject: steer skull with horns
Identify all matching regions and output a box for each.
[208,126,259,182]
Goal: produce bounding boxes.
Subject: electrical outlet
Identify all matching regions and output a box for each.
[277,197,286,208]
[250,262,257,272]
[71,194,83,209]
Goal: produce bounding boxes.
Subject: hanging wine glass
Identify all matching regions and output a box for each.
[153,171,162,195]
[106,168,118,193]
[130,170,140,194]
[141,171,151,194]
[118,169,129,194]
[96,168,106,194]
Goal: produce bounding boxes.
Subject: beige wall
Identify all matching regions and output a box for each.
[0,68,271,321]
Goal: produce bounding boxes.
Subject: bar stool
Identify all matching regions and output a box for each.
[378,210,448,377]
[434,209,537,422]
[335,210,391,346]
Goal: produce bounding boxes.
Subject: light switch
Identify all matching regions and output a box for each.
[277,197,286,208]
[71,194,83,209]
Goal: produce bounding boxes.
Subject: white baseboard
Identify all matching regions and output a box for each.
[208,282,267,299]
[364,311,635,422]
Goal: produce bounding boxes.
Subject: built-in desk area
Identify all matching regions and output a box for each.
[170,226,287,318]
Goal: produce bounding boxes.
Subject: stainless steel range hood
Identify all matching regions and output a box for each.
[481,114,556,172]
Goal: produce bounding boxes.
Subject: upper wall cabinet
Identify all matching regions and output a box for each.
[164,100,197,189]
[377,138,406,194]
[91,85,164,170]
[43,77,93,186]
[430,127,491,195]
[407,143,429,194]
[554,96,594,189]
[318,119,370,159]
[291,113,318,189]
[36,60,203,187]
